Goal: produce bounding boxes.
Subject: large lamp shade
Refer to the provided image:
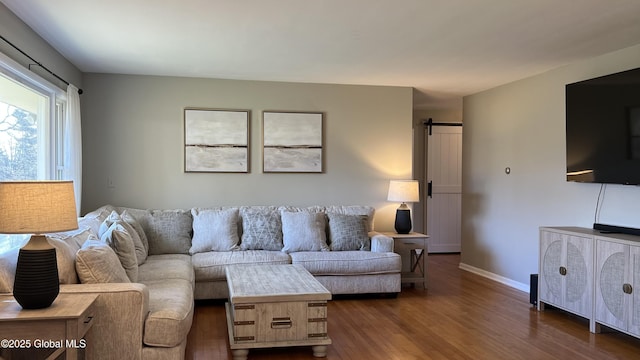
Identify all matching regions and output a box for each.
[0,181,78,309]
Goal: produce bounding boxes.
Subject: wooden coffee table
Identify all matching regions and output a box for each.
[225,264,331,360]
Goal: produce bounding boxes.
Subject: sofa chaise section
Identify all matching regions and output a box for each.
[192,250,291,299]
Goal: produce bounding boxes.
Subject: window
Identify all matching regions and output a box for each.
[0,52,67,253]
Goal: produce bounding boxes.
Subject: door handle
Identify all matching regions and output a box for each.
[559,266,567,276]
[427,181,433,198]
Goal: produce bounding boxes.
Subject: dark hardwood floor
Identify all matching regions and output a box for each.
[186,254,640,359]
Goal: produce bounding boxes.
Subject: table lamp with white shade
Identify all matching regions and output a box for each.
[0,181,78,309]
[387,180,419,234]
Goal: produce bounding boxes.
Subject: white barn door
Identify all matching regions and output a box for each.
[425,121,462,253]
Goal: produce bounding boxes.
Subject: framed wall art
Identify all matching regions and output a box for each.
[262,111,323,173]
[184,108,250,173]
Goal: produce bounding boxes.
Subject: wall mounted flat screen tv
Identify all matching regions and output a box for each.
[566,67,640,184]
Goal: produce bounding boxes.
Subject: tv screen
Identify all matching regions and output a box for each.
[566,67,640,184]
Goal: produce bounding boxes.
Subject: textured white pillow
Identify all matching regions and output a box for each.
[281,211,329,253]
[190,208,240,254]
[100,222,139,282]
[240,208,283,251]
[75,240,130,284]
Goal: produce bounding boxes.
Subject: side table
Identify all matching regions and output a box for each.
[382,232,429,289]
[0,293,98,360]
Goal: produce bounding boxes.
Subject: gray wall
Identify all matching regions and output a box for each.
[81,74,413,231]
[462,44,640,287]
[0,3,82,89]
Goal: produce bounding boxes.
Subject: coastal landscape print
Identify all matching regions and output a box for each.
[184,109,249,172]
[263,111,323,173]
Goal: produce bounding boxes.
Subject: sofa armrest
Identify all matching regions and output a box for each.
[60,283,149,360]
[369,232,394,253]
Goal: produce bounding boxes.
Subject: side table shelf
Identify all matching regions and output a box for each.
[0,293,98,360]
[382,232,430,289]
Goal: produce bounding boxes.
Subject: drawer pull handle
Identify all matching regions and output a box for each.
[559,266,567,276]
[234,336,255,342]
[308,303,327,307]
[234,304,255,310]
[309,333,328,338]
[623,283,633,294]
[234,320,255,326]
[84,316,93,324]
[271,317,292,329]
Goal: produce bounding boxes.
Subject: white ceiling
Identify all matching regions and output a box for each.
[3,0,640,109]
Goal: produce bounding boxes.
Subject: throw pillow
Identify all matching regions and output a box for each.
[190,208,240,254]
[99,210,147,265]
[46,227,97,284]
[75,240,131,284]
[0,247,19,293]
[47,236,81,284]
[121,210,150,259]
[240,209,283,251]
[100,222,139,282]
[77,204,117,235]
[327,214,371,251]
[325,206,375,231]
[138,210,193,255]
[281,211,329,253]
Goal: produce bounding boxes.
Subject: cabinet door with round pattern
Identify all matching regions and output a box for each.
[595,239,627,331]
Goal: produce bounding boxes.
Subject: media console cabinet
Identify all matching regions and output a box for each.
[538,226,640,339]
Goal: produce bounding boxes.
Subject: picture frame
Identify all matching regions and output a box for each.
[262,111,324,173]
[184,108,250,173]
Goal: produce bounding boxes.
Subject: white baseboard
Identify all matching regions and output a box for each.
[458,262,530,293]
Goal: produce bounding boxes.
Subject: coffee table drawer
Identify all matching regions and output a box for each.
[231,301,328,343]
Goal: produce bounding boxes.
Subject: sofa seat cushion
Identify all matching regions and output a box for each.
[143,279,194,348]
[289,251,401,276]
[191,250,291,282]
[138,254,194,284]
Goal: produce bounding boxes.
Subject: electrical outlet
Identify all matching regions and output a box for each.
[107,176,115,188]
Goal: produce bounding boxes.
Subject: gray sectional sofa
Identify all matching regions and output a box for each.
[0,204,401,360]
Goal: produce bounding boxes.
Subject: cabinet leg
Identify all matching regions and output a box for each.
[312,345,328,357]
[593,322,602,334]
[232,349,249,360]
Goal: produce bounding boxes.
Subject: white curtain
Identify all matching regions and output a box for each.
[64,84,82,215]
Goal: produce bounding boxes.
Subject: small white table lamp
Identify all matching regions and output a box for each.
[387,180,419,234]
[0,181,78,309]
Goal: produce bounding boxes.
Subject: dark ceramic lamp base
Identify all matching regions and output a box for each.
[394,208,412,234]
[13,237,59,309]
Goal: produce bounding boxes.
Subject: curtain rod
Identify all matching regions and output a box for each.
[0,34,83,95]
